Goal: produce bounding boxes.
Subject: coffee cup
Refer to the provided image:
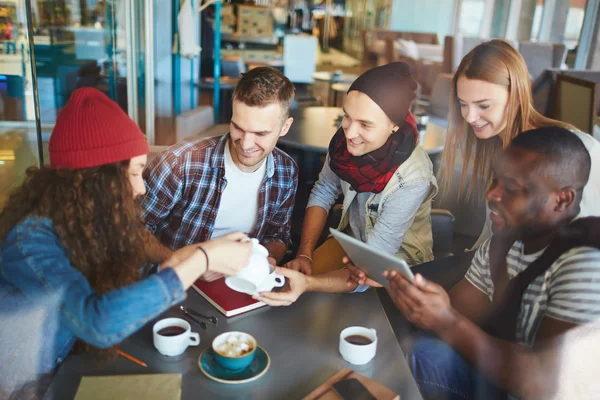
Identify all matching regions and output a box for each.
[225,238,285,295]
[339,326,377,365]
[212,331,257,371]
[153,318,200,356]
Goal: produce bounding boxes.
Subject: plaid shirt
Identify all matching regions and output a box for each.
[143,134,298,250]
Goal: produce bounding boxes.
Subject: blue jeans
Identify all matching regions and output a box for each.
[408,337,505,400]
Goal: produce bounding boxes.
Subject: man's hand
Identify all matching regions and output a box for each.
[268,257,277,267]
[284,256,312,275]
[344,256,382,288]
[386,270,458,333]
[253,267,309,306]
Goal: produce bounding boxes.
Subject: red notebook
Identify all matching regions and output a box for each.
[191,277,267,317]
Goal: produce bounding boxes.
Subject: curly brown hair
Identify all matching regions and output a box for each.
[0,161,147,295]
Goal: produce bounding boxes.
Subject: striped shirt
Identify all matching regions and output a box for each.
[142,134,298,250]
[466,239,600,347]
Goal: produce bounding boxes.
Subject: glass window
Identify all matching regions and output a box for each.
[530,0,545,40]
[1,1,44,211]
[564,0,587,48]
[457,0,487,36]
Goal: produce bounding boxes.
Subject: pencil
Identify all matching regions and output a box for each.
[117,349,147,368]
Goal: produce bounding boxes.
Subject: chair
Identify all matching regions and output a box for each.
[383,35,443,97]
[442,35,486,74]
[426,73,453,128]
[554,74,598,134]
[532,69,558,117]
[518,41,566,81]
[430,209,455,258]
[363,29,440,67]
[556,69,600,117]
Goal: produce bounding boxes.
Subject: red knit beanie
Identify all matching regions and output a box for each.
[49,87,149,169]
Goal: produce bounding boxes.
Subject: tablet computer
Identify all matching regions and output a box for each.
[329,228,414,287]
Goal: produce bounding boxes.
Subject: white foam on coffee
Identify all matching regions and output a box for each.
[216,334,254,357]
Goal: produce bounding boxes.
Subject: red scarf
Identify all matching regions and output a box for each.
[328,111,418,193]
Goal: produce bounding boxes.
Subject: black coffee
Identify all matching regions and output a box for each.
[158,326,186,337]
[345,335,373,345]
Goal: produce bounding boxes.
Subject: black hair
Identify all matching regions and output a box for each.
[510,127,591,192]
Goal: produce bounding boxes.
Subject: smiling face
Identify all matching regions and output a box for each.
[457,76,510,141]
[486,147,559,242]
[340,91,398,157]
[229,100,293,172]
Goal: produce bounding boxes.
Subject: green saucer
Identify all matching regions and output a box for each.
[198,346,270,384]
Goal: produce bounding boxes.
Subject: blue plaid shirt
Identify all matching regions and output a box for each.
[143,134,298,250]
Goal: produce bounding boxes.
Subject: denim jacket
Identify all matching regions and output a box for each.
[0,217,186,394]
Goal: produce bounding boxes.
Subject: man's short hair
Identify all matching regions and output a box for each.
[510,127,591,192]
[232,67,295,119]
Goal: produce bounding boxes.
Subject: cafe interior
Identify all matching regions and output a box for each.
[1,0,600,398]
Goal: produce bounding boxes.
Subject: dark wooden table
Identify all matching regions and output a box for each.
[46,290,423,400]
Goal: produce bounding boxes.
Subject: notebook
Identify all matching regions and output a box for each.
[192,277,267,317]
[303,368,400,400]
[74,374,181,400]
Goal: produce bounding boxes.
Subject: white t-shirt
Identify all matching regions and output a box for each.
[465,238,600,347]
[211,144,266,238]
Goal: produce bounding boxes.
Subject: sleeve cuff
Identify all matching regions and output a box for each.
[350,284,370,293]
[155,267,187,304]
[306,197,331,211]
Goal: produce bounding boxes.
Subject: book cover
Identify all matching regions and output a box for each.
[74,374,181,400]
[192,277,267,317]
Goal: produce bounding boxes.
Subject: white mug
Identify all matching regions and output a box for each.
[153,318,200,356]
[225,238,285,295]
[339,326,378,365]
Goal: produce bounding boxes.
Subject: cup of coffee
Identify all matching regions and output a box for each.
[225,238,285,295]
[153,318,200,356]
[339,326,377,365]
[212,331,257,371]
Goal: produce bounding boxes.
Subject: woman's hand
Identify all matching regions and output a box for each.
[200,232,253,276]
[169,232,252,289]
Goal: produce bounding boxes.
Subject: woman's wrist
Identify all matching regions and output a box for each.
[197,246,209,274]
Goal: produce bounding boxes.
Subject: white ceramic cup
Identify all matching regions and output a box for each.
[225,238,285,295]
[339,326,378,365]
[153,318,200,356]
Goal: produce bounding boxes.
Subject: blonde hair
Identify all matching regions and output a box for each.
[440,39,574,200]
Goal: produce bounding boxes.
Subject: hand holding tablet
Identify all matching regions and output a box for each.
[329,229,415,288]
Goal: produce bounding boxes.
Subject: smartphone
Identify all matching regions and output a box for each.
[331,378,377,400]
